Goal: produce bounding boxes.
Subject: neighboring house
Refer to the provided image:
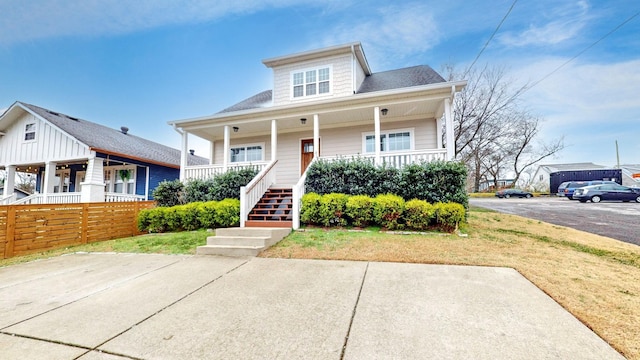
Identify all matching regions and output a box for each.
[620,164,640,187]
[531,163,607,192]
[0,187,30,201]
[168,42,466,228]
[0,102,207,205]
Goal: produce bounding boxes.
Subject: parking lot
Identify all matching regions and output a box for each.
[470,197,640,246]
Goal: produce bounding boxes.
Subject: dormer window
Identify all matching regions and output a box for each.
[292,66,331,98]
[24,123,36,141]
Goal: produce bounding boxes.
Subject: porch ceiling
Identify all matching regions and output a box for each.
[174,82,463,141]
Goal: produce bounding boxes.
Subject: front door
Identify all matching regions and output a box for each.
[301,138,319,175]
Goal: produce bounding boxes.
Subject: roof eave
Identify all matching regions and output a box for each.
[262,42,363,68]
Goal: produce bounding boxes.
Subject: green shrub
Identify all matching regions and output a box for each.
[176,202,203,231]
[152,179,184,207]
[300,193,322,225]
[214,199,241,228]
[184,179,217,203]
[211,168,259,201]
[398,161,468,211]
[403,199,435,230]
[434,202,466,232]
[198,201,218,229]
[319,193,349,226]
[146,207,168,233]
[345,195,374,227]
[137,208,152,232]
[373,194,405,230]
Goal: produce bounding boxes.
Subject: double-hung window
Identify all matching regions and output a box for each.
[24,123,36,141]
[363,130,413,153]
[230,144,264,163]
[292,66,331,98]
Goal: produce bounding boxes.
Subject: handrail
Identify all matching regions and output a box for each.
[240,160,278,227]
[0,193,17,205]
[292,157,317,229]
[244,160,278,194]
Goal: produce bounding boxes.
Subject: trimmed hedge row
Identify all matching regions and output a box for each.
[301,192,465,232]
[152,168,259,207]
[305,158,468,210]
[137,199,240,233]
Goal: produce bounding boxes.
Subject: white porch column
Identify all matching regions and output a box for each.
[436,117,443,149]
[3,165,15,198]
[374,106,381,166]
[313,114,319,158]
[223,125,230,172]
[444,98,455,160]
[180,130,188,181]
[43,161,56,195]
[271,119,277,162]
[80,157,105,202]
[209,141,215,165]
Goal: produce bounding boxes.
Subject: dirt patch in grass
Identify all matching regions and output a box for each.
[261,211,640,359]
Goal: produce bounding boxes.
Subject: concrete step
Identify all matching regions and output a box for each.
[196,245,263,257]
[206,236,271,247]
[197,227,292,257]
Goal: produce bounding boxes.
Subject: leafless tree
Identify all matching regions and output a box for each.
[443,64,564,192]
[16,172,36,193]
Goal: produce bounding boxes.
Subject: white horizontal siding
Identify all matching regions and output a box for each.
[271,54,353,106]
[0,112,92,166]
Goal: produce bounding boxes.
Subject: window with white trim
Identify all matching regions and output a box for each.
[24,123,36,141]
[291,66,331,98]
[363,130,414,153]
[230,144,264,163]
[104,167,136,194]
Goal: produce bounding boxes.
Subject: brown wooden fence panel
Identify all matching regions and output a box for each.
[0,201,154,259]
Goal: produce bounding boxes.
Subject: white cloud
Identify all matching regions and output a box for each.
[0,0,346,45]
[498,0,591,47]
[322,2,440,68]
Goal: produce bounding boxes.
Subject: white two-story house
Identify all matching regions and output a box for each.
[168,42,466,229]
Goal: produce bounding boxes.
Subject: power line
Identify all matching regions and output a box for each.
[464,0,518,77]
[525,9,640,92]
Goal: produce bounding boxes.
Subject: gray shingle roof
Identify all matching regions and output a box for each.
[219,90,272,113]
[218,65,447,113]
[20,102,208,167]
[357,65,446,93]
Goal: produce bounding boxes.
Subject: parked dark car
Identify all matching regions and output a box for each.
[495,189,533,199]
[558,180,617,199]
[573,184,640,203]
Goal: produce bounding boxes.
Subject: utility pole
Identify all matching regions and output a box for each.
[615,140,620,168]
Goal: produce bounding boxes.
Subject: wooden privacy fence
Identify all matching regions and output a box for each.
[0,201,155,259]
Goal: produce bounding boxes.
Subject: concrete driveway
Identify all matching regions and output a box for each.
[0,253,623,359]
[470,197,640,246]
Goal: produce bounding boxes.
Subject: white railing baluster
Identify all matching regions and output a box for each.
[240,160,278,227]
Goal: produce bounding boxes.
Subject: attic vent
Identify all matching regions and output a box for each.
[66,116,79,121]
[47,110,59,116]
[120,126,129,135]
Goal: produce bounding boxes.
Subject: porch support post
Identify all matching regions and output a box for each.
[180,130,188,181]
[436,117,443,149]
[3,165,15,198]
[43,161,56,195]
[313,114,319,158]
[374,106,381,166]
[444,98,455,161]
[209,141,215,165]
[80,156,105,202]
[223,125,230,172]
[271,119,277,162]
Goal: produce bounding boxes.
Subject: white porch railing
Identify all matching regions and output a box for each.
[320,149,447,168]
[12,193,82,205]
[105,193,146,202]
[292,157,317,230]
[0,193,17,205]
[240,160,278,227]
[185,162,269,181]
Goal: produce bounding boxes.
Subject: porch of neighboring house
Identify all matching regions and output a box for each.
[174,92,457,230]
[1,156,148,205]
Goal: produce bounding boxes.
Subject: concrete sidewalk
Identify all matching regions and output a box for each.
[0,253,624,359]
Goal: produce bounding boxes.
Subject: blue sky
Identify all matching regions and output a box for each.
[1,0,639,170]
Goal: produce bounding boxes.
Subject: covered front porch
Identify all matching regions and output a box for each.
[1,155,148,205]
[170,82,464,228]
